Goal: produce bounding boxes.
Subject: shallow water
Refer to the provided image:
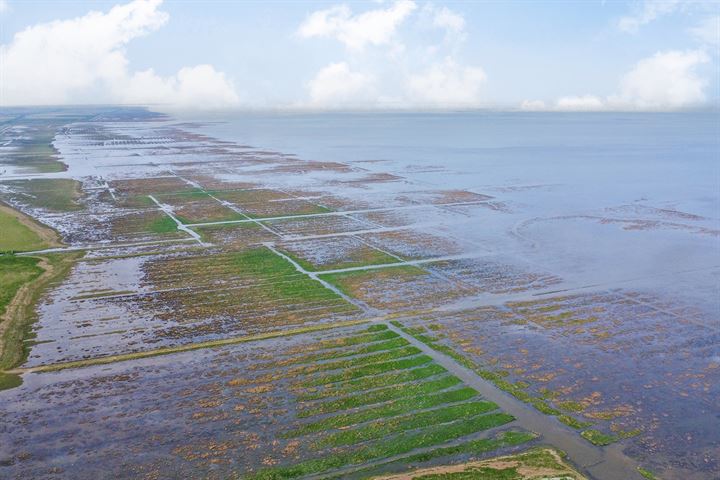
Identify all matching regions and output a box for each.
[1,109,718,479]
[192,111,720,304]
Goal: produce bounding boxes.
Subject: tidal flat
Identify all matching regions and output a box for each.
[0,108,717,480]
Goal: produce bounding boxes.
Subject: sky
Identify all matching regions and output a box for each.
[0,0,718,110]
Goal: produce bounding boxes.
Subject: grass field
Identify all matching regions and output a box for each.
[0,208,51,252]
[0,253,81,374]
[0,256,44,317]
[2,179,83,212]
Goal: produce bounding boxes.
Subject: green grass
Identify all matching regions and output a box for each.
[3,179,83,211]
[0,256,44,317]
[0,209,49,252]
[286,337,409,366]
[155,190,210,202]
[558,414,593,429]
[327,431,537,480]
[146,215,178,234]
[303,355,434,386]
[195,221,261,240]
[296,363,446,401]
[556,400,585,413]
[637,466,658,480]
[580,429,618,446]
[322,265,427,297]
[246,411,515,479]
[391,320,605,443]
[277,244,399,273]
[33,162,66,173]
[0,372,22,391]
[296,329,399,355]
[315,401,499,448]
[245,204,332,220]
[120,194,156,209]
[298,375,463,417]
[290,345,421,376]
[228,247,347,302]
[286,387,479,437]
[1,253,81,372]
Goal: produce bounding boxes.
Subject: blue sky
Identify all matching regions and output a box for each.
[0,0,718,109]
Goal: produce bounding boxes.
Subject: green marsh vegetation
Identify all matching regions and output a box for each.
[287,387,480,437]
[313,401,502,448]
[326,431,538,480]
[0,256,44,317]
[239,324,533,480]
[580,429,617,446]
[0,253,81,388]
[297,375,463,417]
[390,321,602,443]
[296,363,447,401]
[246,411,515,479]
[146,215,179,234]
[276,241,399,273]
[637,466,658,479]
[322,264,428,298]
[2,179,83,212]
[0,209,53,252]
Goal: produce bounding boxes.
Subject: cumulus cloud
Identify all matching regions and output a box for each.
[307,62,375,107]
[406,58,486,106]
[123,65,240,108]
[522,49,710,111]
[297,0,416,50]
[612,49,710,108]
[0,0,239,108]
[432,6,465,33]
[298,2,483,108]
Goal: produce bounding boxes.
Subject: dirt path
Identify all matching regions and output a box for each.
[0,257,53,368]
[374,448,585,479]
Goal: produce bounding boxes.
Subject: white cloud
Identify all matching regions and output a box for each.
[555,95,606,111]
[307,62,375,107]
[689,15,720,46]
[406,58,486,106]
[612,49,710,108]
[297,2,485,109]
[0,0,9,14]
[526,49,711,111]
[618,0,682,33]
[432,6,465,33]
[617,0,718,34]
[297,0,416,50]
[123,65,240,108]
[0,0,239,108]
[520,100,547,111]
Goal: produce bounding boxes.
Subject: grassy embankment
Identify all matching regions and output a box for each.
[0,204,78,389]
[370,447,586,480]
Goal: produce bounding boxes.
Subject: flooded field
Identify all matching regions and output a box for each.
[0,108,718,479]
